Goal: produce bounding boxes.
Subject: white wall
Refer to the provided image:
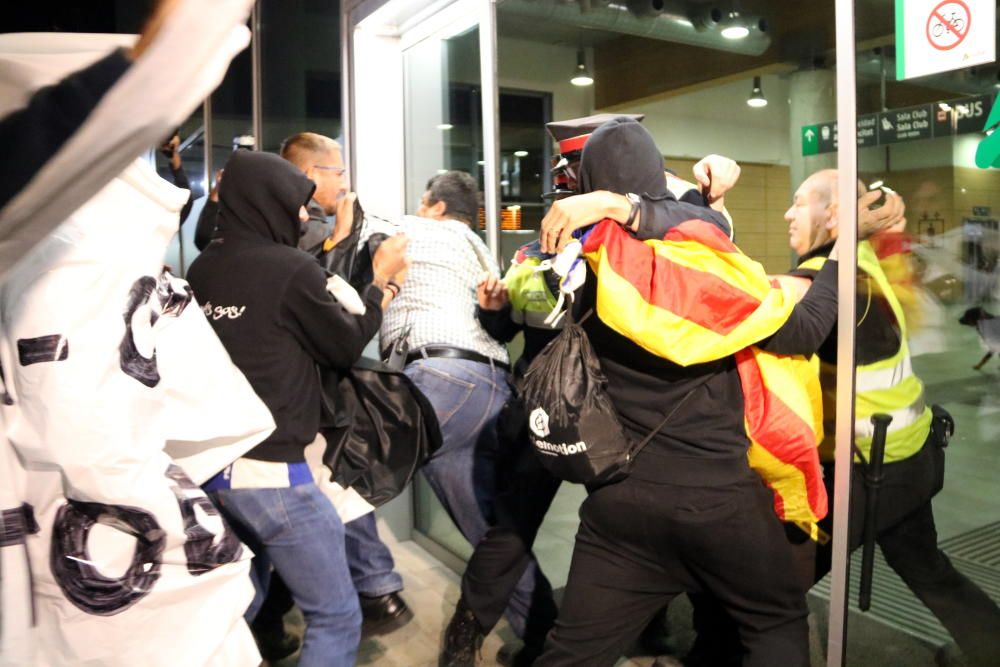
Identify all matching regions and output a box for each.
[492,37,790,166]
[624,75,791,165]
[497,37,592,121]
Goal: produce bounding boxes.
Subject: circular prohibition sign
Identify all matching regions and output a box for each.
[926,0,971,52]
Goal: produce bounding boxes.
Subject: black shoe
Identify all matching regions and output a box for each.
[251,624,301,662]
[360,592,414,637]
[440,598,485,667]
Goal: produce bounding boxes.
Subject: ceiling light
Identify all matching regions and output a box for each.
[570,49,593,87]
[436,123,453,130]
[514,150,529,157]
[720,11,750,39]
[747,76,767,108]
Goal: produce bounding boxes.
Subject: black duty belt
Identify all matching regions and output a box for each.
[406,346,510,372]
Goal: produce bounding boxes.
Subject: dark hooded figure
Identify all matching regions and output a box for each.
[186,149,391,666]
[533,118,845,667]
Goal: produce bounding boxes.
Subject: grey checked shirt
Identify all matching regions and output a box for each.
[364,215,509,364]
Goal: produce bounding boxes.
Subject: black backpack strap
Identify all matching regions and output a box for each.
[626,373,713,461]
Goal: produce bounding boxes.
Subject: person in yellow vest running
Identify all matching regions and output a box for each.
[786,170,1000,667]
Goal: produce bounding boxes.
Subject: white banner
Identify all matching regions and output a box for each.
[0,159,274,666]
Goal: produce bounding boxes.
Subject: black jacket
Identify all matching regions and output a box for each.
[187,150,384,462]
[575,117,838,472]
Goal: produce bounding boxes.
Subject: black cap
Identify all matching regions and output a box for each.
[545,113,645,145]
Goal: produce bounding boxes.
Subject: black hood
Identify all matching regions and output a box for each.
[216,150,316,247]
[578,117,668,199]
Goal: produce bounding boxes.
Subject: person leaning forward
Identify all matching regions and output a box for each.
[186,150,408,667]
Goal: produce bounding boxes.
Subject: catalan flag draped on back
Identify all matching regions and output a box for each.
[582,218,828,534]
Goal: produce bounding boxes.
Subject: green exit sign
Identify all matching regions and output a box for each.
[802,125,819,156]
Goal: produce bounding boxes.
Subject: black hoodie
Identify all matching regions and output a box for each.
[574,117,839,470]
[187,151,385,462]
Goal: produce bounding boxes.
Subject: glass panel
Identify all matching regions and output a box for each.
[838,2,1000,665]
[259,0,343,153]
[404,24,482,215]
[403,17,484,558]
[159,112,207,275]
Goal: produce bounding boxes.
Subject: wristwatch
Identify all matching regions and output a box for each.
[624,192,641,229]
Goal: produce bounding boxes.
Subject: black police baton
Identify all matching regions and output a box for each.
[857,413,892,612]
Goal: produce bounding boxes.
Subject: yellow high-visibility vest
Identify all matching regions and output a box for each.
[798,241,931,463]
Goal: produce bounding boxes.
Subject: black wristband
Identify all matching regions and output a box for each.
[625,193,641,228]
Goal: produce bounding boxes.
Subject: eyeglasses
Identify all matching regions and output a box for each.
[314,164,347,176]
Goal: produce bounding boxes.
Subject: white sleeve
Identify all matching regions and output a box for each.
[0,0,253,284]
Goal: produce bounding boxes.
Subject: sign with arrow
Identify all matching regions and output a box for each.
[802,125,819,155]
[802,93,996,155]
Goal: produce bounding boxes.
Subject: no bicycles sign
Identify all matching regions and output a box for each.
[896,0,994,79]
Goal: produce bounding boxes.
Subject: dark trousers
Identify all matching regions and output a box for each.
[819,440,1000,666]
[460,426,562,646]
[694,438,1000,667]
[535,457,810,667]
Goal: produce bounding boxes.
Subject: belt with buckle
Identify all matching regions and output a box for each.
[405,346,510,372]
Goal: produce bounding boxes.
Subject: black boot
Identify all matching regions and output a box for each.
[440,597,485,667]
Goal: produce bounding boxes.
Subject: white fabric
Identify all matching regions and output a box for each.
[304,435,375,524]
[0,433,32,667]
[0,0,253,283]
[366,215,509,362]
[0,158,273,667]
[218,459,299,489]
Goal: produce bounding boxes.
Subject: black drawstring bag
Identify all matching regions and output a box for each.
[521,309,704,486]
[519,310,633,486]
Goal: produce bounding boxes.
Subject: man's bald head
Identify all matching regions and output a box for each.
[785,169,840,257]
[279,132,345,215]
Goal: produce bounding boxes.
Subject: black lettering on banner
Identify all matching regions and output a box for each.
[17,335,69,366]
[1,503,41,627]
[119,276,160,387]
[50,501,166,616]
[119,271,193,387]
[165,464,242,575]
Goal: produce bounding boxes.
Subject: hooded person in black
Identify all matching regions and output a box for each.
[188,150,387,462]
[533,117,845,667]
[186,150,404,667]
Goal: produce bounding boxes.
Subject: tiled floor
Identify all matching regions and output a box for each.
[270,538,682,667]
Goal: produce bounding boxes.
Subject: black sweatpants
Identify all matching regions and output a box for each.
[535,456,810,667]
[460,417,562,646]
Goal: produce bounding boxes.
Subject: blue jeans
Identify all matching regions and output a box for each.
[345,511,403,596]
[406,357,538,637]
[209,484,361,667]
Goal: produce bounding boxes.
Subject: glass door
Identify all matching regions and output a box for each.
[345,0,498,558]
[829,1,1000,665]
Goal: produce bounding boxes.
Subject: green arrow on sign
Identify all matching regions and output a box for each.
[802,125,819,156]
[975,97,1000,169]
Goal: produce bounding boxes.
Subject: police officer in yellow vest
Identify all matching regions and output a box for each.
[784,169,1000,667]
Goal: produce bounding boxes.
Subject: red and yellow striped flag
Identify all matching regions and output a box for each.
[582,219,828,534]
